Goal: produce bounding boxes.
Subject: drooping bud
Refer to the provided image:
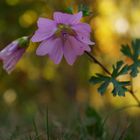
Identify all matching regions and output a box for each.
[0,36,29,74]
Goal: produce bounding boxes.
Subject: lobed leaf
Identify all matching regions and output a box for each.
[90,61,130,96]
[89,74,110,84]
[121,44,132,58]
[98,81,110,95]
[121,39,140,77]
[111,79,129,96]
[112,61,129,77]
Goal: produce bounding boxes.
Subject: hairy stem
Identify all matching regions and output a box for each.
[85,51,111,75]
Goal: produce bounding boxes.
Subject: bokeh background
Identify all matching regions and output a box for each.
[0,0,140,139]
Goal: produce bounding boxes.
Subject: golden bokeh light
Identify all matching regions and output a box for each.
[19,10,38,28]
[3,89,17,105]
[114,17,129,34]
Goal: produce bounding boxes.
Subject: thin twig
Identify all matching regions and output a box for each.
[85,51,111,76]
[129,90,140,106]
[129,77,140,106]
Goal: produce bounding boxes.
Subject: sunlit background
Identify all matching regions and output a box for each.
[0,0,140,139]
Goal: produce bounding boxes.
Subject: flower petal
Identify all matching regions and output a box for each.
[36,37,63,64]
[31,18,57,42]
[0,41,18,59]
[73,36,91,54]
[72,23,92,33]
[31,29,55,42]
[63,36,77,65]
[37,17,56,30]
[49,38,63,64]
[53,11,82,25]
[3,49,25,74]
[77,34,94,45]
[63,36,91,65]
[36,37,55,56]
[72,23,95,45]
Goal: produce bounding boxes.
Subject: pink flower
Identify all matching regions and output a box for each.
[31,11,94,65]
[0,37,28,74]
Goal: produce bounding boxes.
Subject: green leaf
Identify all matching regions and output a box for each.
[119,81,130,86]
[111,79,129,96]
[112,61,129,77]
[132,39,140,59]
[90,74,129,96]
[121,39,140,77]
[129,63,139,77]
[112,86,126,96]
[89,76,103,84]
[121,44,132,58]
[78,4,90,16]
[118,64,129,76]
[98,81,110,95]
[89,74,110,84]
[89,61,130,96]
[18,36,29,48]
[64,7,73,14]
[112,61,123,77]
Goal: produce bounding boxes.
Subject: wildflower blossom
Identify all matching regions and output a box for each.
[32,11,94,65]
[0,36,29,74]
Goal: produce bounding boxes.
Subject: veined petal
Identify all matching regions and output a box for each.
[36,37,55,56]
[49,38,63,64]
[63,36,77,65]
[0,41,18,59]
[76,31,94,45]
[31,29,55,42]
[3,49,25,74]
[63,36,91,65]
[72,37,91,52]
[53,11,82,25]
[32,17,57,42]
[37,17,56,30]
[78,35,94,45]
[72,24,94,45]
[72,23,92,33]
[36,37,63,64]
[71,36,91,54]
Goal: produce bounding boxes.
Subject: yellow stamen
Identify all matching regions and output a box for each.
[55,24,76,37]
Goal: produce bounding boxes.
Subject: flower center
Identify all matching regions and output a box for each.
[55,24,76,38]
